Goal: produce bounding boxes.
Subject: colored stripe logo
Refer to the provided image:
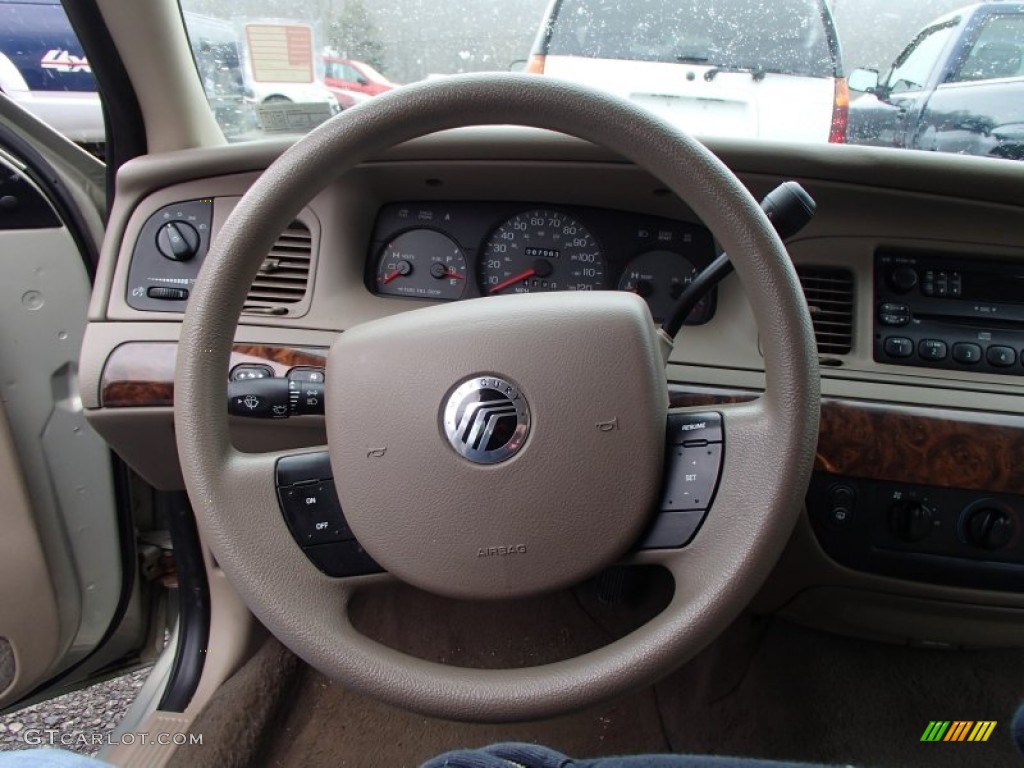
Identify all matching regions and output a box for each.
[921,721,997,742]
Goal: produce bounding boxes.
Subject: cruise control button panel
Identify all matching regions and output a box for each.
[637,411,723,550]
[279,482,352,544]
[274,451,383,577]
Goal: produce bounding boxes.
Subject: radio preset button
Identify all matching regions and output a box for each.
[918,339,948,362]
[952,343,982,365]
[986,345,1017,368]
[883,337,914,358]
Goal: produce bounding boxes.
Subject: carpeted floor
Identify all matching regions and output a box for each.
[653,617,1024,767]
[190,570,1024,768]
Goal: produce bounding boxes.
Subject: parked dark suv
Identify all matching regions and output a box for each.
[847,2,1024,159]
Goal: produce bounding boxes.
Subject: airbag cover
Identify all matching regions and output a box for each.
[326,291,666,598]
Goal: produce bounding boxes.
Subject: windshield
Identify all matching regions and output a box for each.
[177,0,1024,161]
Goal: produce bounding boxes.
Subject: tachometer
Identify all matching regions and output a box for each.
[479,209,604,294]
[375,229,467,300]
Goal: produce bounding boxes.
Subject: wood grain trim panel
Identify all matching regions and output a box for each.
[101,351,1024,494]
[101,342,327,408]
[670,388,1024,494]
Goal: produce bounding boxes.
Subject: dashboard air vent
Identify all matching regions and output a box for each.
[244,221,312,315]
[797,266,854,355]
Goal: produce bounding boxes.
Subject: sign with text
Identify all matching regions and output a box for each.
[245,23,313,83]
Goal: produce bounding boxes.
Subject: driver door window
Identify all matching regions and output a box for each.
[952,15,1024,82]
[887,21,957,93]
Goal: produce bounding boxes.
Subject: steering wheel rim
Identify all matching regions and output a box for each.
[175,73,820,722]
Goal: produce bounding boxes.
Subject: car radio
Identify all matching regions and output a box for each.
[874,250,1024,376]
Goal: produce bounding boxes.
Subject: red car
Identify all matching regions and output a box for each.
[323,56,396,106]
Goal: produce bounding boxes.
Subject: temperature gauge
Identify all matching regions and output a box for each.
[375,229,467,301]
[618,250,713,325]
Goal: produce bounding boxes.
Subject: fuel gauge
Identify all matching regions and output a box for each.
[375,229,467,301]
[618,250,713,325]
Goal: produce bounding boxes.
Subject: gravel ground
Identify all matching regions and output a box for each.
[0,667,152,756]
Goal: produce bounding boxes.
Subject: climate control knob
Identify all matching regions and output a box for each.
[964,507,1015,551]
[888,499,933,543]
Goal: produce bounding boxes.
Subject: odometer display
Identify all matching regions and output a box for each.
[479,209,604,294]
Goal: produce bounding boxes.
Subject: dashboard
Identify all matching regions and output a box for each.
[80,129,1024,650]
[367,201,717,324]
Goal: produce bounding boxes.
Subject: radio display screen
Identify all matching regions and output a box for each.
[964,272,1024,304]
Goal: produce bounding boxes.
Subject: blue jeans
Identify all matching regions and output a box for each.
[420,744,842,768]
[0,751,108,768]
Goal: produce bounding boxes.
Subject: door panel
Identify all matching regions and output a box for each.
[0,153,129,708]
[0,404,61,703]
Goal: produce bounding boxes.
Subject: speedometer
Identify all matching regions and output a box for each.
[479,209,604,295]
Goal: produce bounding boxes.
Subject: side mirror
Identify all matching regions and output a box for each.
[508,59,528,73]
[356,75,369,85]
[848,68,880,93]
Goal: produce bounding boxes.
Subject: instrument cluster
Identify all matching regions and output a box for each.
[367,202,718,325]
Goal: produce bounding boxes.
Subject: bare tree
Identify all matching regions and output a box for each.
[326,0,388,72]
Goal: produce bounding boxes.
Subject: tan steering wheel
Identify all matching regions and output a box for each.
[174,73,819,722]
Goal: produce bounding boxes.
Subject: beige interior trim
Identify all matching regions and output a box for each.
[0,405,61,705]
[104,551,259,767]
[94,0,223,153]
